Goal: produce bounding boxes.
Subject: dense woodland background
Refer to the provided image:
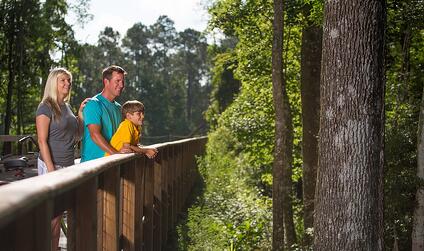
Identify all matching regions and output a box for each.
[0,0,210,144]
[1,0,424,250]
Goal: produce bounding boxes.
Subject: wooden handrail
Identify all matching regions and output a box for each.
[0,136,207,251]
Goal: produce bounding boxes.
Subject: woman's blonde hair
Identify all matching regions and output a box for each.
[41,67,72,120]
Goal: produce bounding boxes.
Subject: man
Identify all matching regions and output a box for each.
[81,65,131,162]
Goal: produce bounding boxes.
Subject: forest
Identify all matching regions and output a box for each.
[0,0,210,145]
[1,0,424,250]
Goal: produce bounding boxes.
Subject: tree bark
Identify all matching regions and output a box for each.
[314,0,386,250]
[272,0,285,249]
[301,25,322,246]
[3,3,17,155]
[300,18,322,246]
[411,86,424,251]
[272,0,296,249]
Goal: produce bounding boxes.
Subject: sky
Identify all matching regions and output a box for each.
[66,0,210,45]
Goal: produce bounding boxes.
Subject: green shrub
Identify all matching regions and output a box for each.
[175,127,272,250]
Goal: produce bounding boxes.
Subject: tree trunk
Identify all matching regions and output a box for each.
[282,92,296,249]
[3,5,16,154]
[272,0,285,249]
[314,0,386,250]
[398,25,411,102]
[186,67,194,125]
[411,86,424,251]
[272,0,296,249]
[300,18,322,246]
[16,3,25,135]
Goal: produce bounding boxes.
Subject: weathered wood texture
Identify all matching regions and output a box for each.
[0,137,206,251]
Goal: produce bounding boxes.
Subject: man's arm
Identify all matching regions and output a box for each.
[87,124,120,155]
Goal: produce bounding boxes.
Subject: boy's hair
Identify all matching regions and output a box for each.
[102,65,127,81]
[122,100,145,118]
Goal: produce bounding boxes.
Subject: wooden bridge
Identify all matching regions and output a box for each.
[0,137,207,250]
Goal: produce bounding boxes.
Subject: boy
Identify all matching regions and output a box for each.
[108,100,158,158]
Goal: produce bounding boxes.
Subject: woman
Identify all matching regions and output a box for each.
[36,67,87,250]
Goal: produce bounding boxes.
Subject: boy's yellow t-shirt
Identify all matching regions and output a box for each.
[106,119,141,156]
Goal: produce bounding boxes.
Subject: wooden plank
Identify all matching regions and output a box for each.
[153,196,161,251]
[15,206,36,251]
[177,144,183,213]
[34,200,53,251]
[0,135,29,142]
[14,200,52,251]
[183,143,189,202]
[143,157,154,251]
[121,158,144,251]
[170,145,177,225]
[153,155,162,250]
[0,222,14,251]
[121,161,135,251]
[161,147,169,246]
[102,167,121,251]
[97,174,104,251]
[68,178,98,251]
[154,154,162,201]
[138,158,146,250]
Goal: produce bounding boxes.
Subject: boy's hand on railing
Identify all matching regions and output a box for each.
[119,144,133,154]
[144,148,158,159]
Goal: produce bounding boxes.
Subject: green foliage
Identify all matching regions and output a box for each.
[1,0,211,143]
[205,39,241,129]
[0,0,75,136]
[199,1,307,248]
[179,0,423,249]
[383,0,424,249]
[175,127,272,250]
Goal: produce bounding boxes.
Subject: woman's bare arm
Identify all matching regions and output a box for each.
[36,115,55,172]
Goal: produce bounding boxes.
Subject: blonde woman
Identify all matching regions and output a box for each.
[35,67,88,250]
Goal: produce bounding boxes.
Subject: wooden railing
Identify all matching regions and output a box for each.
[0,137,207,251]
[0,135,37,156]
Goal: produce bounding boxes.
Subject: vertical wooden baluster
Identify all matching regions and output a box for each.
[67,178,98,251]
[122,158,144,251]
[143,157,154,251]
[153,151,162,250]
[161,147,169,246]
[13,200,52,251]
[102,166,120,251]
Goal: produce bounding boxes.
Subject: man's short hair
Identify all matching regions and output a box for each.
[102,65,127,80]
[122,100,145,117]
